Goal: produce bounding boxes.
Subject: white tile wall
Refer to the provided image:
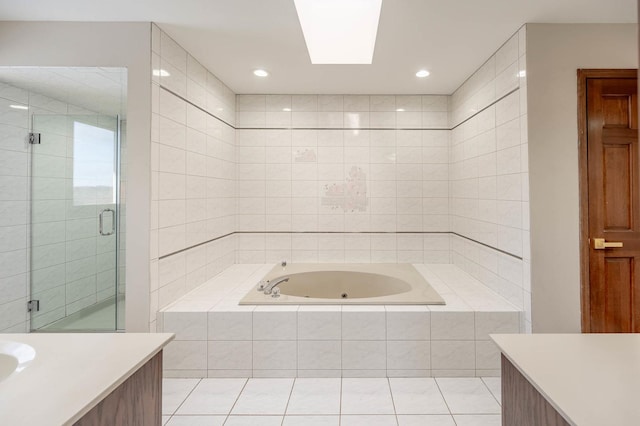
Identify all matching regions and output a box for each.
[236,233,451,265]
[0,85,29,332]
[449,26,531,332]
[233,95,451,264]
[238,95,447,130]
[150,25,237,327]
[235,96,450,236]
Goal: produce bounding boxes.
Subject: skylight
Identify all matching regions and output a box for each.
[294,0,383,64]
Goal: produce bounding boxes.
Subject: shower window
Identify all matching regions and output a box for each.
[72,120,116,206]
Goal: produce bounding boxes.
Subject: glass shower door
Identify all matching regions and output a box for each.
[30,114,121,331]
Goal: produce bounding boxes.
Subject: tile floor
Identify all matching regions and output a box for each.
[163,377,502,425]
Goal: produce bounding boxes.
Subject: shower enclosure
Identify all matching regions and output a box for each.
[0,66,127,332]
[30,114,124,331]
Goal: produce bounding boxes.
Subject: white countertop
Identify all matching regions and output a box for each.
[491,334,640,426]
[0,333,173,426]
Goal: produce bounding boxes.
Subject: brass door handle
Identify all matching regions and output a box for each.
[593,238,623,249]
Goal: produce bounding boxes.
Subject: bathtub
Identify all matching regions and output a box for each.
[239,263,445,305]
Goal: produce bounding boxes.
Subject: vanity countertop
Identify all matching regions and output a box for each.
[0,333,173,426]
[491,333,640,426]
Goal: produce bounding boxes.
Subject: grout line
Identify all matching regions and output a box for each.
[281,377,297,423]
[433,377,455,420]
[338,377,343,425]
[171,377,203,416]
[384,308,388,374]
[250,311,254,377]
[205,312,209,381]
[481,376,502,406]
[225,377,250,422]
[386,377,400,425]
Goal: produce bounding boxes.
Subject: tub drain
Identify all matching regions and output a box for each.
[341,293,348,298]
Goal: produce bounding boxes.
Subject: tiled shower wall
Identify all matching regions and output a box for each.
[0,81,121,332]
[0,84,30,332]
[449,27,531,331]
[150,25,237,330]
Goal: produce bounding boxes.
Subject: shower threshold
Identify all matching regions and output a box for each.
[38,295,125,332]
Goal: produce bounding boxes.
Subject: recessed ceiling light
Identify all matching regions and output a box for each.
[283,108,292,112]
[518,70,526,78]
[152,69,170,77]
[416,70,430,78]
[396,108,405,112]
[9,104,28,110]
[253,69,269,77]
[294,0,383,64]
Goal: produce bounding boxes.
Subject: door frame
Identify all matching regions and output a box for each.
[577,68,638,332]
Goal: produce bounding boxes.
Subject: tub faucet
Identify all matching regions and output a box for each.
[264,277,289,295]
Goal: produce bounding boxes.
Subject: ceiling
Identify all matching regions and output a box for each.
[0,67,127,116]
[0,0,636,94]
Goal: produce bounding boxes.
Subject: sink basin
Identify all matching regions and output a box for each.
[0,341,36,383]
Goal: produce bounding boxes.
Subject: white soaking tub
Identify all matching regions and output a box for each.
[239,263,445,305]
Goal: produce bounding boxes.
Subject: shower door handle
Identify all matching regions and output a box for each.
[99,209,116,236]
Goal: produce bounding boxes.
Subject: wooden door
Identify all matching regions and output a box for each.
[580,70,640,333]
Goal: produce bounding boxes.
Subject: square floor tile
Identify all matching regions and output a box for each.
[340,415,398,426]
[453,414,502,426]
[224,415,283,426]
[389,378,449,414]
[341,378,395,415]
[166,415,225,425]
[162,378,200,415]
[481,377,501,404]
[283,415,340,425]
[286,378,341,415]
[397,415,456,426]
[231,378,295,415]
[175,378,246,415]
[436,378,501,414]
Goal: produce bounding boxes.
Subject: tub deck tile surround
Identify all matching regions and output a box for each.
[158,264,521,378]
